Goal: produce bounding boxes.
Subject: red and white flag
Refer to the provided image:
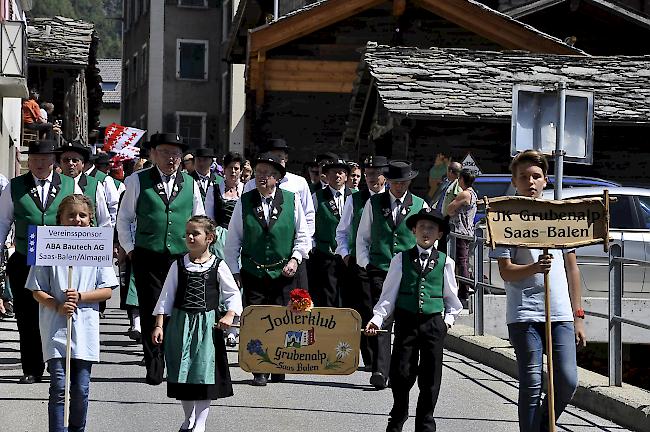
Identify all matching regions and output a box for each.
[103,123,146,160]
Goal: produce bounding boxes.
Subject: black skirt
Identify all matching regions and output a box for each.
[166,329,234,401]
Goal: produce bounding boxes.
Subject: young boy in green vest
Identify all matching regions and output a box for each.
[365,208,463,432]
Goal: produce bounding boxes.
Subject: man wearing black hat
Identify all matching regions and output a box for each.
[0,140,75,383]
[86,152,125,206]
[225,153,310,387]
[309,158,352,307]
[365,207,462,432]
[310,152,339,192]
[58,141,112,228]
[356,160,428,389]
[116,132,205,384]
[335,155,388,368]
[190,147,223,202]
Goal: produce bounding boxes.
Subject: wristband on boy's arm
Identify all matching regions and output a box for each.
[573,307,585,319]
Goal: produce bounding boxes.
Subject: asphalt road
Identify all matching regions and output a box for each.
[0,296,632,432]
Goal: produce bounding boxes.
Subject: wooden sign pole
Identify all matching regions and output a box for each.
[543,248,556,432]
[64,266,73,428]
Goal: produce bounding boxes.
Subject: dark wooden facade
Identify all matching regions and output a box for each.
[229,0,579,167]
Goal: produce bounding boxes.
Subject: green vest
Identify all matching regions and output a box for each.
[241,189,296,279]
[192,171,223,202]
[134,169,194,255]
[11,172,75,255]
[369,192,424,271]
[349,190,371,257]
[396,248,446,314]
[91,169,108,183]
[113,177,123,190]
[314,187,348,255]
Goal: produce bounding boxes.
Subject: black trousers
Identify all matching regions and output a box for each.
[241,262,303,307]
[367,265,392,378]
[6,252,45,378]
[343,258,374,368]
[387,310,447,432]
[309,249,345,308]
[132,247,179,385]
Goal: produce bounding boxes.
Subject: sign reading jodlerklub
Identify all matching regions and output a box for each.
[484,194,610,250]
[238,306,361,375]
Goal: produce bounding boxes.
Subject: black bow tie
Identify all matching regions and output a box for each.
[420,252,429,261]
[264,197,273,205]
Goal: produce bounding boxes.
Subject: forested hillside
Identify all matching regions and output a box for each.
[29,0,122,58]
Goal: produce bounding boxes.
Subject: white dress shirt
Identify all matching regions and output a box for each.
[356,191,429,269]
[244,172,315,237]
[205,181,244,220]
[369,246,463,328]
[116,166,206,254]
[85,166,120,225]
[334,186,385,258]
[153,255,243,316]
[73,174,112,228]
[224,188,310,274]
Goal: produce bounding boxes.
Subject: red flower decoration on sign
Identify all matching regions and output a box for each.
[288,288,314,313]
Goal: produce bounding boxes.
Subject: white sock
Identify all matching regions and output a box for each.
[132,310,141,332]
[180,400,195,429]
[192,400,211,432]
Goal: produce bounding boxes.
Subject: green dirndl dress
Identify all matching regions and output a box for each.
[164,257,233,400]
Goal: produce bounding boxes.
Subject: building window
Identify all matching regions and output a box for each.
[176,39,208,81]
[124,0,131,31]
[101,82,118,92]
[176,112,206,148]
[178,0,208,7]
[141,44,148,86]
[222,0,232,41]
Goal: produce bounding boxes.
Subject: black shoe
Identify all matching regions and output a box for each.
[127,329,142,342]
[1,301,14,318]
[18,375,41,384]
[251,373,268,386]
[270,373,285,383]
[370,372,387,390]
[178,428,193,432]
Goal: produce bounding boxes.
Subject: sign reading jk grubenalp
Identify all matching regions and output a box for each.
[27,225,114,267]
[239,306,361,375]
[484,195,610,250]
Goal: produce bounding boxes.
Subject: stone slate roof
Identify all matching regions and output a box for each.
[27,16,95,66]
[363,44,650,124]
[97,58,121,105]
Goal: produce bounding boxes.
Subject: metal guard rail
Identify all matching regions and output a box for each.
[446,227,648,386]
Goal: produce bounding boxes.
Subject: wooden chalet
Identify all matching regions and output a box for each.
[227,0,581,166]
[345,44,650,193]
[501,0,650,55]
[27,16,102,144]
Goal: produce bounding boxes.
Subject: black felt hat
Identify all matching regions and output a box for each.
[315,152,339,164]
[57,140,91,162]
[264,138,290,152]
[194,147,217,158]
[24,140,61,155]
[95,153,111,166]
[321,158,351,175]
[253,152,287,178]
[406,207,449,232]
[384,160,418,182]
[148,132,188,150]
[362,155,389,169]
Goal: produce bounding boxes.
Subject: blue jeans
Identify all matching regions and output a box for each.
[508,321,578,432]
[48,358,93,432]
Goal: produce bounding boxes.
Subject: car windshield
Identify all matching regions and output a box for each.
[637,196,650,229]
[474,181,512,199]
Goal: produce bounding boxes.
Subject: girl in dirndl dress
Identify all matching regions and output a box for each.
[152,216,242,432]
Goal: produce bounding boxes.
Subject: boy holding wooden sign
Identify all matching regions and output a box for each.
[365,207,463,432]
[489,150,588,432]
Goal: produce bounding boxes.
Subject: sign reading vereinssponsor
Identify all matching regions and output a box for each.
[485,195,610,250]
[27,226,114,267]
[239,305,361,375]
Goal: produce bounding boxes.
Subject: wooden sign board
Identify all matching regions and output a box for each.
[485,194,610,250]
[238,306,361,375]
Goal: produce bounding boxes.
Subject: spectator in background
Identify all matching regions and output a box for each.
[428,152,450,200]
[240,159,252,184]
[22,89,59,139]
[346,162,362,192]
[437,161,462,216]
[182,152,195,174]
[39,102,54,123]
[446,169,478,302]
